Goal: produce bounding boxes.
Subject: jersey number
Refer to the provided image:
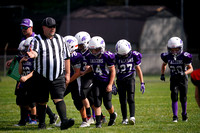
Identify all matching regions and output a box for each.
[119,64,132,73]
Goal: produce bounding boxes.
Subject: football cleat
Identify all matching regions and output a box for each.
[122,119,128,125]
[182,114,188,122]
[50,114,59,125]
[129,117,135,125]
[80,121,90,128]
[87,117,95,124]
[60,118,75,130]
[108,112,117,126]
[173,115,178,122]
[29,119,37,125]
[96,122,102,128]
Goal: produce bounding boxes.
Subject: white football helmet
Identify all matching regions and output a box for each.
[167,37,183,55]
[18,40,26,51]
[88,36,105,56]
[24,37,34,47]
[64,35,78,54]
[75,31,91,51]
[115,39,132,56]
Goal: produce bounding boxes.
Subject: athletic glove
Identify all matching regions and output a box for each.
[112,84,118,95]
[140,82,145,94]
[160,74,165,81]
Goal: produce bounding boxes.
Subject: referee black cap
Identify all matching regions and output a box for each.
[42,17,56,27]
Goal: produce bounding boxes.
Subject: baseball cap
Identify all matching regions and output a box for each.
[20,18,33,27]
[42,17,56,27]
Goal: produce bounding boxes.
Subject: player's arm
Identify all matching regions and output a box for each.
[18,57,28,74]
[136,65,144,83]
[20,71,33,82]
[106,65,116,92]
[136,65,145,94]
[81,65,92,76]
[27,48,38,58]
[70,67,80,83]
[161,62,167,75]
[65,59,70,87]
[185,64,193,75]
[6,59,13,68]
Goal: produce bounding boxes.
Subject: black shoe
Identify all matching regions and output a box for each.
[173,115,178,122]
[108,112,117,126]
[96,122,102,128]
[50,114,59,125]
[38,123,46,130]
[14,120,26,126]
[60,119,75,130]
[182,113,188,122]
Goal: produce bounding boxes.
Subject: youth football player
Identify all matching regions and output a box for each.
[82,36,117,128]
[115,39,145,125]
[160,37,193,122]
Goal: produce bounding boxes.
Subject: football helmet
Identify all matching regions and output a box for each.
[75,31,91,51]
[115,39,132,57]
[18,40,26,51]
[88,36,105,56]
[64,35,78,54]
[167,37,183,55]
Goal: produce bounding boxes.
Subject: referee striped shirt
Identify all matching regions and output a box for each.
[30,33,70,81]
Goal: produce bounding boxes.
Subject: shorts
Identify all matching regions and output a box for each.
[30,71,66,103]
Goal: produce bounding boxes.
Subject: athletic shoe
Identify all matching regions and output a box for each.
[55,121,61,127]
[60,119,75,130]
[96,122,102,128]
[29,119,37,125]
[101,115,107,123]
[80,121,90,127]
[173,115,178,122]
[108,112,117,126]
[38,123,46,130]
[87,117,95,124]
[14,120,26,126]
[50,114,59,125]
[129,117,135,125]
[122,119,128,125]
[182,114,188,122]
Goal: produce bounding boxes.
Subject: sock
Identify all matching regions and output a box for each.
[30,114,36,121]
[92,108,95,118]
[86,108,91,118]
[172,101,178,117]
[37,104,47,125]
[55,100,67,122]
[20,107,28,124]
[181,102,187,115]
[82,118,87,122]
[46,105,55,119]
[95,115,101,124]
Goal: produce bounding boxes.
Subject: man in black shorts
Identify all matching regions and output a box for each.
[27,17,74,130]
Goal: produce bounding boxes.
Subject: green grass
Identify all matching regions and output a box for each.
[0,75,199,133]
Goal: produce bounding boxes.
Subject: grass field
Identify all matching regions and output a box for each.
[0,75,199,133]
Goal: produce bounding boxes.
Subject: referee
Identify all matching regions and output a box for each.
[27,17,74,130]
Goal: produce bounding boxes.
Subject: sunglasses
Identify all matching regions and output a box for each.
[21,26,30,30]
[47,25,56,28]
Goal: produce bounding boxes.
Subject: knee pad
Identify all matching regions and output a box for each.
[180,96,187,103]
[104,100,112,110]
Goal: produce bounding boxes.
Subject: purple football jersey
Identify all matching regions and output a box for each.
[79,49,90,71]
[86,51,115,82]
[161,52,192,76]
[70,51,83,77]
[17,55,34,76]
[115,51,142,80]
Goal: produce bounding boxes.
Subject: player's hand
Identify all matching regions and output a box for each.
[6,59,13,68]
[106,84,112,92]
[140,83,145,94]
[20,76,28,82]
[112,84,117,95]
[160,74,165,81]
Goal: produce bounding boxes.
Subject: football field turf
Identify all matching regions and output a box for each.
[0,75,199,133]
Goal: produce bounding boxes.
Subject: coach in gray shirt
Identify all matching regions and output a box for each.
[27,17,74,130]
